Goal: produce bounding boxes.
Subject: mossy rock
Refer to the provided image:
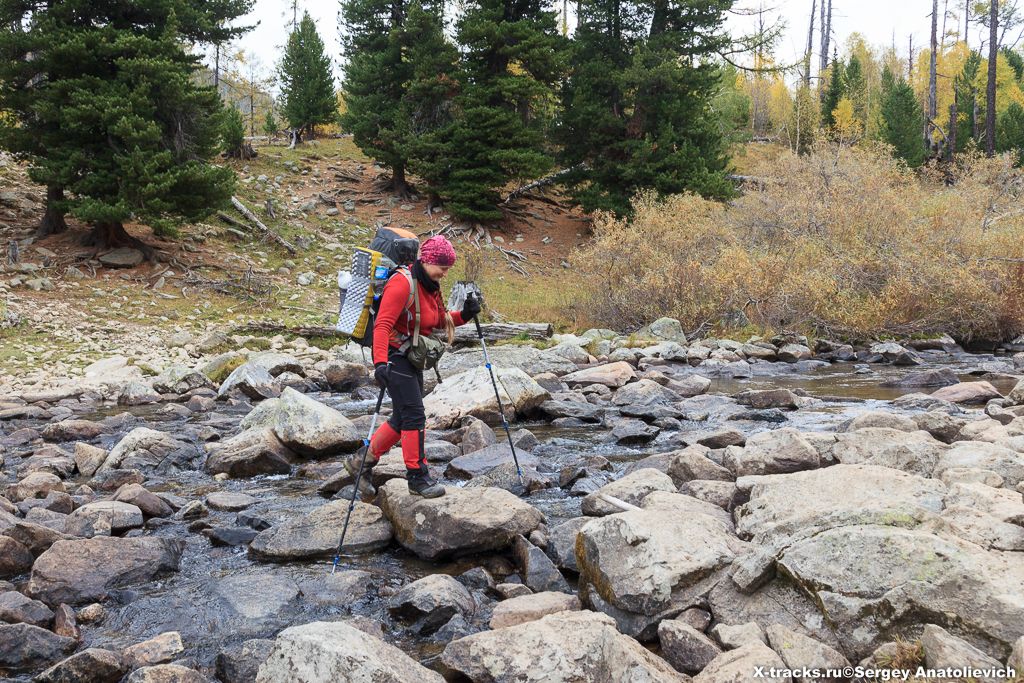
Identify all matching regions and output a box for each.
[201,352,248,384]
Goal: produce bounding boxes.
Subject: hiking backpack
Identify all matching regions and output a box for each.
[336,227,420,348]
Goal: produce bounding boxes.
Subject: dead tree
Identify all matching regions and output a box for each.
[986,0,999,156]
[803,0,817,86]
[928,0,939,153]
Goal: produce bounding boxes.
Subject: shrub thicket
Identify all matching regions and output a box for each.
[570,143,1024,342]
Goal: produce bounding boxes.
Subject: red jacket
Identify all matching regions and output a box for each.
[373,270,466,365]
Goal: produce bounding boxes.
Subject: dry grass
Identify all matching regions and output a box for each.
[571,142,1024,342]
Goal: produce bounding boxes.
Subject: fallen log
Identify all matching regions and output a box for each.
[230,196,297,254]
[453,322,552,344]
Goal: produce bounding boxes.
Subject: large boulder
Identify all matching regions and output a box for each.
[0,623,77,672]
[840,411,918,432]
[28,537,185,605]
[611,379,679,406]
[0,590,54,627]
[734,389,802,411]
[1009,378,1024,405]
[668,446,733,486]
[152,365,214,394]
[723,429,819,477]
[114,484,174,518]
[41,420,104,443]
[99,428,194,473]
[248,352,304,377]
[642,317,688,344]
[424,366,550,429]
[68,501,144,533]
[35,648,127,683]
[580,468,676,516]
[561,361,637,388]
[490,592,581,629]
[930,381,1003,405]
[884,368,960,388]
[205,428,294,478]
[936,482,1024,551]
[933,441,1024,488]
[387,574,475,635]
[241,388,361,457]
[576,491,747,639]
[824,428,947,476]
[218,363,279,400]
[377,479,543,561]
[731,464,945,591]
[439,346,577,378]
[920,624,1005,677]
[764,624,851,679]
[441,610,687,682]
[255,621,444,683]
[200,352,247,384]
[6,471,65,503]
[324,361,369,391]
[0,536,34,577]
[657,620,722,674]
[445,444,540,479]
[512,534,571,593]
[694,642,790,683]
[777,524,1024,661]
[249,501,392,560]
[639,341,690,362]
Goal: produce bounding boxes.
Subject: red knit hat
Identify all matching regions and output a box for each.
[419,235,457,267]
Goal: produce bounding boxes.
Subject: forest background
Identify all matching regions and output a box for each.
[1,0,1024,364]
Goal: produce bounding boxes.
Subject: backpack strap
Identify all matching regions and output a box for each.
[395,267,420,353]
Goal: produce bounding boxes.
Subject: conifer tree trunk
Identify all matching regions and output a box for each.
[85,221,156,260]
[36,185,68,238]
[928,0,938,153]
[804,0,816,86]
[986,0,999,156]
[818,0,831,78]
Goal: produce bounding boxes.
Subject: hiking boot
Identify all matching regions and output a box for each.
[344,450,377,498]
[406,467,445,498]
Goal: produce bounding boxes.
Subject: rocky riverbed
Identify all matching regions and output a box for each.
[2,319,1024,682]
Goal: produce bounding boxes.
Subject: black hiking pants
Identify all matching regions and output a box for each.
[385,349,425,432]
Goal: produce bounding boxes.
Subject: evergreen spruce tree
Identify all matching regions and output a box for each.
[1003,47,1024,83]
[264,110,280,139]
[821,58,846,126]
[444,0,567,221]
[223,106,247,157]
[954,51,983,151]
[843,55,867,125]
[400,0,461,205]
[558,0,734,217]
[879,67,926,168]
[0,0,250,248]
[340,0,414,194]
[279,12,337,142]
[997,102,1024,165]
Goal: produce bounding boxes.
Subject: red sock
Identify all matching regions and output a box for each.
[400,429,425,470]
[369,422,401,461]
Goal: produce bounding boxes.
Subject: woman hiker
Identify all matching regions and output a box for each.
[345,235,481,498]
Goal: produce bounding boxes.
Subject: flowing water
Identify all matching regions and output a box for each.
[1,348,1018,678]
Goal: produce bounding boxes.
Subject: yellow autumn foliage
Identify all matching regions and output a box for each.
[570,143,1024,342]
[831,97,862,141]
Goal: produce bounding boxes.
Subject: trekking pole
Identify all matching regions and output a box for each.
[331,385,387,574]
[470,294,524,487]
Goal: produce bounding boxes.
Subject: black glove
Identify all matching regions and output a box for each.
[461,294,482,322]
[374,363,390,389]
